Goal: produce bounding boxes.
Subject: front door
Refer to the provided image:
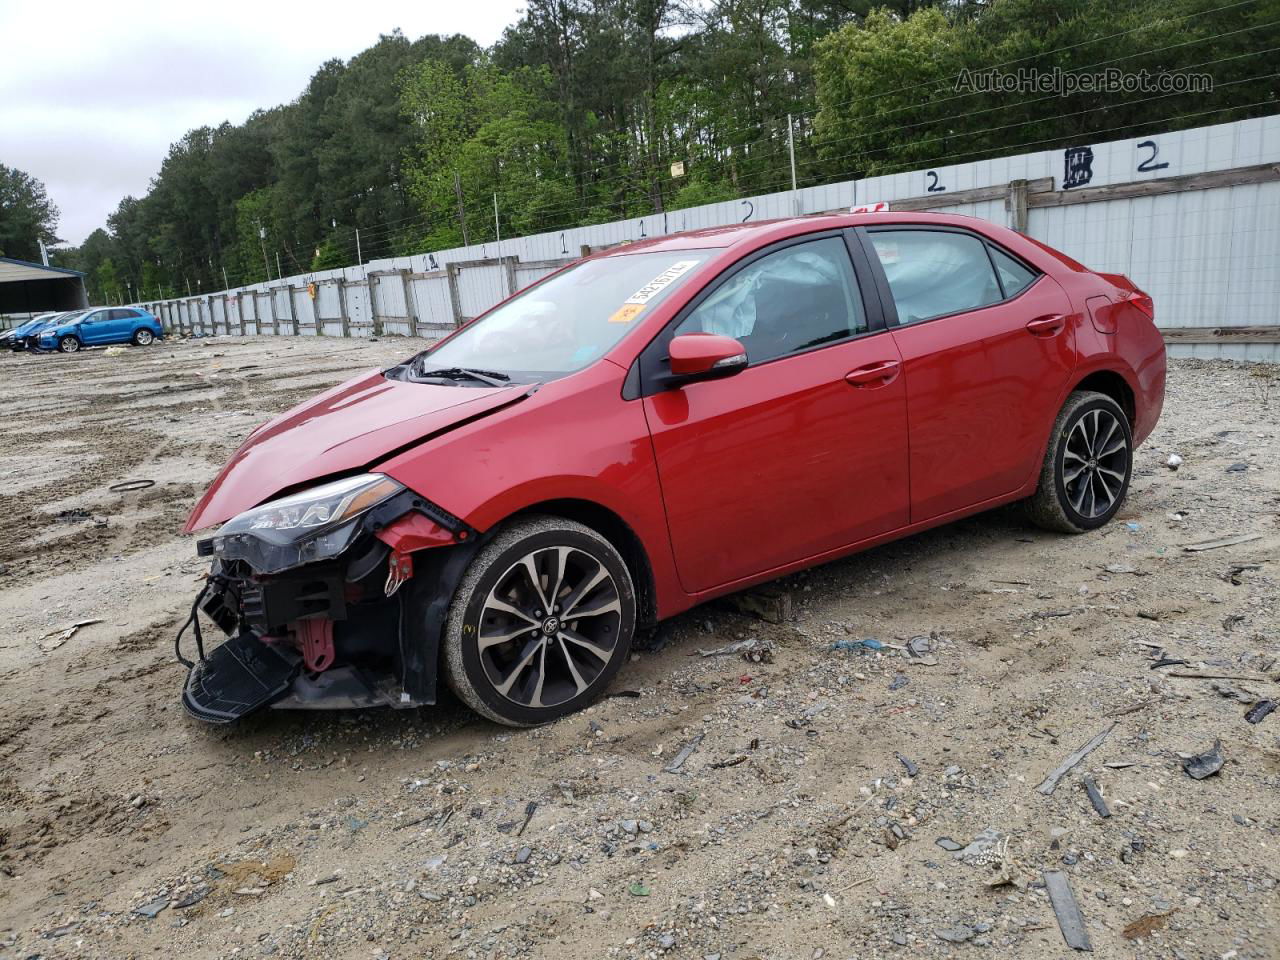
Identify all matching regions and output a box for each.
[80,310,113,345]
[860,227,1079,522]
[641,234,910,594]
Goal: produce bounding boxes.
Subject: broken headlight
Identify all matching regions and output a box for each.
[203,474,405,574]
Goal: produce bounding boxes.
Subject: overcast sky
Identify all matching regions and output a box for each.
[0,0,523,246]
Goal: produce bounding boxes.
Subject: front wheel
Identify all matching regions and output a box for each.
[1029,390,1132,533]
[443,515,636,726]
[58,335,81,354]
[132,328,155,346]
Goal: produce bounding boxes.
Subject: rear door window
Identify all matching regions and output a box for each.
[868,230,1002,324]
[988,247,1038,298]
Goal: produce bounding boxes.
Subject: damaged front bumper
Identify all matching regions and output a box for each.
[179,485,480,723]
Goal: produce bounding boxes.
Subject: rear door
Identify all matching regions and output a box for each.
[106,308,138,342]
[639,232,910,594]
[858,226,1078,522]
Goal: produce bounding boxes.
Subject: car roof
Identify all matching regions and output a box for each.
[591,210,999,258]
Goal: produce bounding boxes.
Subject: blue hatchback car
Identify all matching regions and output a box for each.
[39,307,164,353]
[6,312,69,351]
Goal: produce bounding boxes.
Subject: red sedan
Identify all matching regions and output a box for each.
[179,211,1165,726]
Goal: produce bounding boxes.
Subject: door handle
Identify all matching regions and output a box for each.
[1026,314,1067,337]
[845,359,901,388]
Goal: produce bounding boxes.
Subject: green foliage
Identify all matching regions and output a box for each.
[0,164,60,261]
[814,0,1280,179]
[63,0,1278,299]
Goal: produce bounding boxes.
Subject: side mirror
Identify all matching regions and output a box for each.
[667,333,747,381]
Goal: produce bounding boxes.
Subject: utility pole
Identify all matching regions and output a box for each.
[493,192,501,253]
[355,228,363,266]
[38,238,49,266]
[454,171,469,246]
[221,265,229,290]
[787,113,799,215]
[258,224,271,281]
[185,276,192,297]
[275,251,282,279]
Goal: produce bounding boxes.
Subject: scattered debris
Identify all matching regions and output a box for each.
[174,888,209,909]
[37,618,103,653]
[1043,870,1092,951]
[1081,776,1110,818]
[133,899,169,919]
[628,882,651,897]
[1225,461,1249,473]
[1183,533,1263,552]
[830,637,881,653]
[1211,681,1259,704]
[1169,669,1273,683]
[906,635,933,658]
[1122,910,1176,940]
[1245,700,1276,725]
[663,734,704,773]
[54,508,93,523]
[1221,563,1261,586]
[1150,657,1189,669]
[934,837,963,852]
[709,755,747,769]
[109,479,156,492]
[888,673,909,691]
[1104,563,1139,574]
[1036,722,1117,796]
[698,637,773,662]
[953,827,1002,864]
[1165,453,1183,469]
[1182,740,1225,780]
[894,753,919,777]
[516,800,538,837]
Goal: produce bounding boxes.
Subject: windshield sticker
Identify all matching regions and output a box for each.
[607,303,645,324]
[623,259,700,305]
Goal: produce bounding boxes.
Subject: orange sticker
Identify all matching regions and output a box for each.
[607,304,645,324]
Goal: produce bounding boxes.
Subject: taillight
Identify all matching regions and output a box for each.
[1128,292,1154,320]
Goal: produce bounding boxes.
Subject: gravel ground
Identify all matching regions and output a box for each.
[0,338,1276,960]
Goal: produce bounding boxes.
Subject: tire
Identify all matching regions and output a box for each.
[132,328,155,346]
[58,335,81,354]
[1028,390,1132,533]
[443,514,636,726]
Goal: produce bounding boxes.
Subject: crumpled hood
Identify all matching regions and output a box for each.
[184,369,521,532]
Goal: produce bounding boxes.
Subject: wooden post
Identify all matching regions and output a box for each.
[337,279,350,338]
[368,272,383,337]
[400,269,418,338]
[1007,178,1029,233]
[502,256,517,297]
[286,284,299,335]
[446,263,464,327]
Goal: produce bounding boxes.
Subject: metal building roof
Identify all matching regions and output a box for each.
[0,256,86,282]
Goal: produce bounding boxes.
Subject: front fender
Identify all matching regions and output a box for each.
[374,363,689,619]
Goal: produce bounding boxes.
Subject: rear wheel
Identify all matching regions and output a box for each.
[132,328,155,346]
[443,515,636,726]
[58,335,80,354]
[1029,390,1132,533]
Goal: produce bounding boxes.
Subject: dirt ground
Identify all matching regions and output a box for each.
[0,336,1276,960]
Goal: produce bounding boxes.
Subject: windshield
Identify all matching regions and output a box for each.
[418,250,711,380]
